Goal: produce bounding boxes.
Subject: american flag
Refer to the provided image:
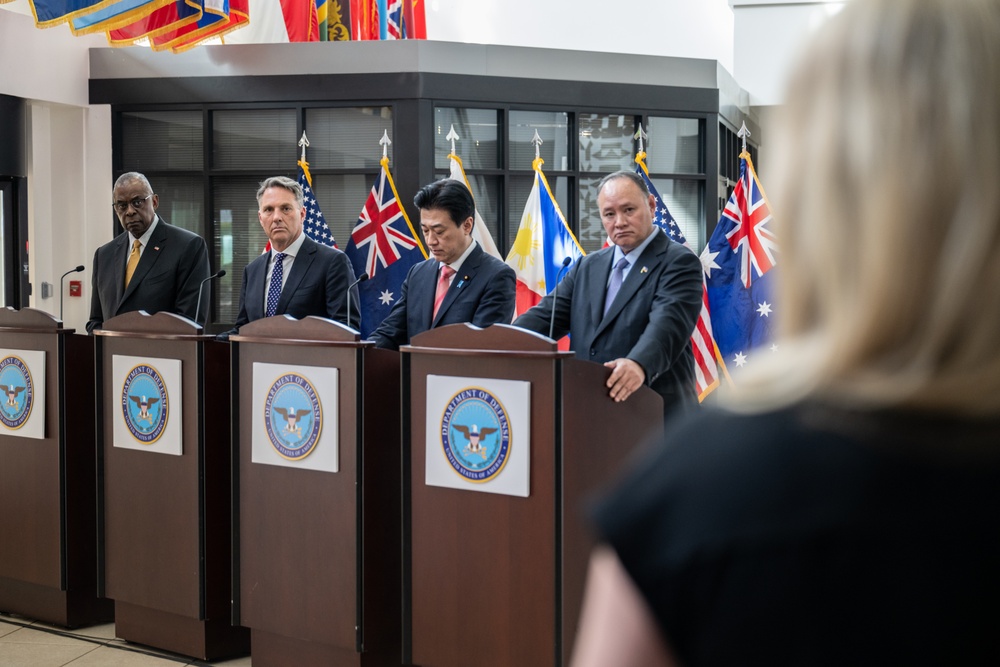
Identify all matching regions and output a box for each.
[298,160,337,247]
[704,151,778,380]
[635,156,721,400]
[344,156,426,337]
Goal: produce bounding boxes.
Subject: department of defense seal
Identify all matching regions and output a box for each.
[0,355,34,430]
[440,387,511,483]
[121,364,169,444]
[263,373,323,460]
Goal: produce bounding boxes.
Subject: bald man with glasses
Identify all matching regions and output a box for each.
[86,172,211,333]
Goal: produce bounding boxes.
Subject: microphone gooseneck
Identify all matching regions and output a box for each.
[346,273,369,331]
[548,257,573,341]
[194,269,226,328]
[59,264,85,323]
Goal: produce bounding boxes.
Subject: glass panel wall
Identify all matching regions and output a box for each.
[116,103,711,326]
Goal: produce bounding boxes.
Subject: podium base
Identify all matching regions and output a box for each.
[0,576,113,628]
[114,601,249,661]
[251,629,397,667]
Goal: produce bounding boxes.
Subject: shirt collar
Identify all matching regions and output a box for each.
[612,225,660,266]
[442,239,478,274]
[273,230,307,259]
[129,215,159,247]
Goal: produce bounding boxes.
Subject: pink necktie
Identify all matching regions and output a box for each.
[433,265,455,319]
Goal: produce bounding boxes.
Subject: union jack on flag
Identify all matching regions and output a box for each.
[345,155,426,337]
[704,151,778,379]
[635,155,721,400]
[298,160,337,247]
[386,0,405,39]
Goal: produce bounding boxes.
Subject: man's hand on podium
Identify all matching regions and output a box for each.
[604,358,646,403]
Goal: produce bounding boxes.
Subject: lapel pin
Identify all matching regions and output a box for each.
[154,246,161,251]
[640,266,648,274]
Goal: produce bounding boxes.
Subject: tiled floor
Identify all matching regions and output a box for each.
[0,614,251,667]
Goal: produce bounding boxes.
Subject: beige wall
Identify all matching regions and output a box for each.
[1,7,111,331]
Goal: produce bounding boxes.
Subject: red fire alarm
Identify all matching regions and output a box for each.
[69,281,82,297]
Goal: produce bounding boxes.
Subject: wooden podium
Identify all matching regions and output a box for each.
[231,316,401,667]
[402,324,663,667]
[0,308,112,627]
[95,311,248,660]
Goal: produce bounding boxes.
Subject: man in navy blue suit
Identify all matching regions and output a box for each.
[370,179,515,350]
[514,170,702,416]
[226,176,358,335]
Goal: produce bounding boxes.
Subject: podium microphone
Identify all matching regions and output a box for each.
[346,273,368,330]
[549,257,573,340]
[194,269,226,327]
[59,265,85,323]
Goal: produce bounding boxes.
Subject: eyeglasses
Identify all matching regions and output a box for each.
[112,194,153,214]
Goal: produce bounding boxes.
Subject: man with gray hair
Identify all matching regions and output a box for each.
[87,171,210,333]
[227,175,358,334]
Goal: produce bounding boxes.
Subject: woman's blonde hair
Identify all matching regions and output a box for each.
[740,0,1000,415]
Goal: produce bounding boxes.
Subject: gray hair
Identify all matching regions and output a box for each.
[114,172,153,194]
[257,176,304,208]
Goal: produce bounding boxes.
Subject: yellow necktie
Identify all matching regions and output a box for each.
[125,239,141,287]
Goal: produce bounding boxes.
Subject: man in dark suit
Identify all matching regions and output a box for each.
[514,170,702,416]
[370,179,515,350]
[227,175,358,335]
[87,172,211,333]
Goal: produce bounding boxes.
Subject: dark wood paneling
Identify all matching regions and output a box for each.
[234,332,401,666]
[408,352,558,667]
[402,324,662,667]
[0,322,110,627]
[559,359,662,663]
[102,337,202,616]
[99,324,246,659]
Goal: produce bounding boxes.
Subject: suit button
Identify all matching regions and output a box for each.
[589,349,596,356]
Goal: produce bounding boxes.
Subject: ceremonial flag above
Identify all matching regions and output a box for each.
[504,152,585,330]
[69,0,173,35]
[385,0,402,38]
[349,0,422,39]
[20,0,406,48]
[24,0,124,28]
[447,152,501,260]
[634,151,721,400]
[154,0,248,51]
[345,151,426,337]
[105,0,206,45]
[704,150,778,381]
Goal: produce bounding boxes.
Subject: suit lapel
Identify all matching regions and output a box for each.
[245,255,268,320]
[119,220,167,308]
[111,233,129,307]
[413,259,438,332]
[594,233,667,338]
[590,250,615,331]
[275,237,315,315]
[432,245,482,326]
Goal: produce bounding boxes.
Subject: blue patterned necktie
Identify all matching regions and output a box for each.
[603,256,630,316]
[265,252,286,318]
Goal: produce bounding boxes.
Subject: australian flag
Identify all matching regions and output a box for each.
[704,152,778,378]
[298,160,337,247]
[345,157,426,337]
